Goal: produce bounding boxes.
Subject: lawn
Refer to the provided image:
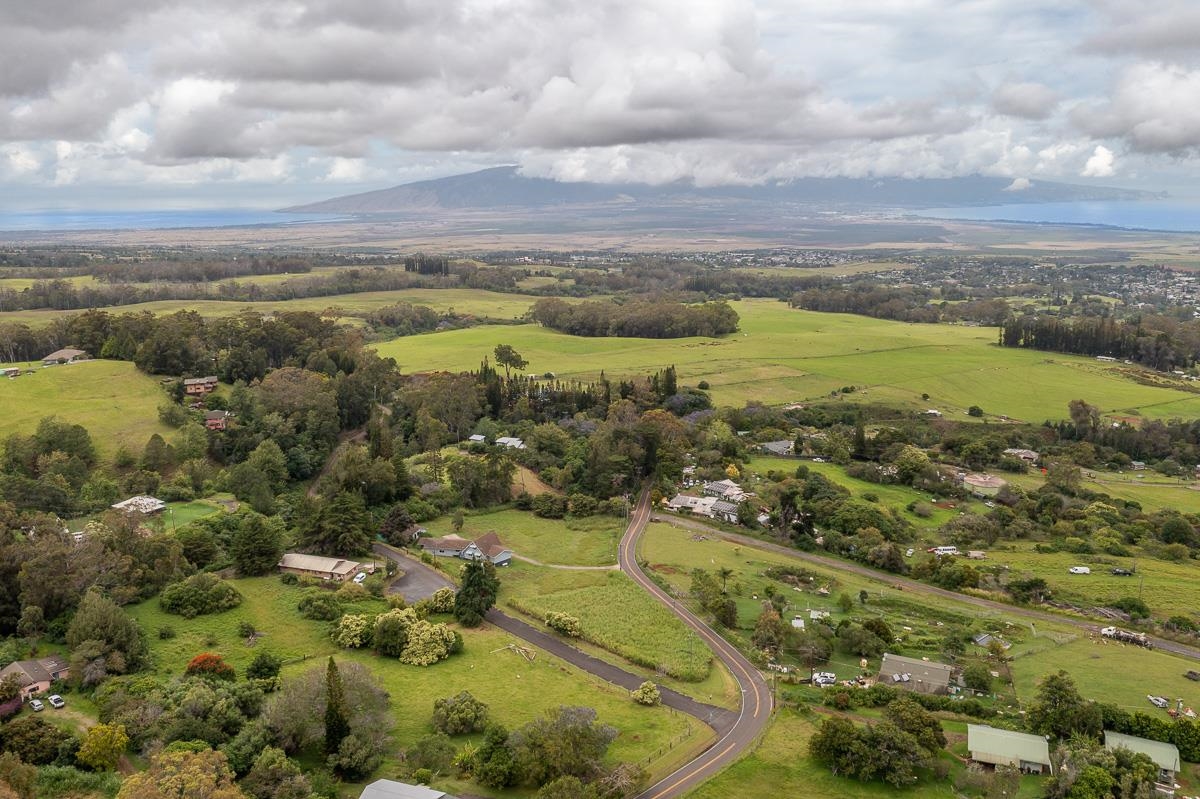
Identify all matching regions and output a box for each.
[373,299,1200,421]
[1001,468,1200,515]
[1008,635,1200,714]
[126,575,711,794]
[163,498,224,528]
[499,562,713,681]
[984,542,1200,620]
[421,508,622,567]
[0,359,173,459]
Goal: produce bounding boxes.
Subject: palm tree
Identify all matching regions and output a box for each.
[718,567,734,594]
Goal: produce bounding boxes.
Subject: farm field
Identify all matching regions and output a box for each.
[420,508,621,567]
[374,299,1200,421]
[0,359,172,459]
[994,468,1200,515]
[127,575,709,793]
[499,562,714,682]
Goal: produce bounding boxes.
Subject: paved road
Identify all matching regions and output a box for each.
[650,513,1200,663]
[371,543,455,601]
[624,492,773,799]
[370,541,736,731]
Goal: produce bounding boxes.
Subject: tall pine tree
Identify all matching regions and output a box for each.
[454,560,500,627]
[324,657,350,756]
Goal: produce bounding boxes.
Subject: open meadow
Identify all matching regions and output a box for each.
[375,299,1200,421]
[421,508,621,567]
[126,575,711,794]
[0,359,172,459]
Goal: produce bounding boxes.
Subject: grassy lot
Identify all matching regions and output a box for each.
[126,575,710,794]
[421,508,621,567]
[1009,635,1200,714]
[985,542,1200,619]
[0,359,172,459]
[1001,468,1200,515]
[499,562,712,682]
[374,299,1200,421]
[744,455,983,531]
[163,498,224,527]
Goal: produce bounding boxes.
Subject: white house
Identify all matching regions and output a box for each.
[703,479,747,501]
[495,436,526,449]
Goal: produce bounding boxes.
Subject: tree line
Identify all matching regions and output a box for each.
[1000,314,1200,372]
[527,298,739,338]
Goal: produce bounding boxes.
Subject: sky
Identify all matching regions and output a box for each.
[3,0,1200,209]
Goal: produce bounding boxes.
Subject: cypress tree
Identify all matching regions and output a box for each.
[324,657,350,756]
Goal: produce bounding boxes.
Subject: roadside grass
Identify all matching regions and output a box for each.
[0,359,172,460]
[127,575,710,795]
[372,299,1200,420]
[499,562,712,681]
[1008,635,1200,713]
[986,541,1200,619]
[421,508,621,567]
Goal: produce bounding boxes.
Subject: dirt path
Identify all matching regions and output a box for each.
[512,553,619,571]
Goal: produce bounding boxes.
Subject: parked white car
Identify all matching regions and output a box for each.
[353,572,368,584]
[1068,566,1091,575]
[813,672,837,686]
[29,699,44,712]
[48,695,65,709]
[1148,695,1170,709]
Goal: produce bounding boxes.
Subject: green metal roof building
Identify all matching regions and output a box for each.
[1105,730,1180,788]
[967,724,1054,774]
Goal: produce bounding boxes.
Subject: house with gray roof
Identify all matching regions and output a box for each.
[277,553,361,582]
[0,657,70,700]
[967,724,1053,774]
[877,653,956,695]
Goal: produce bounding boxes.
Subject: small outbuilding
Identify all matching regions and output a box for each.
[112,495,167,514]
[1105,731,1180,791]
[967,724,1053,774]
[41,348,88,366]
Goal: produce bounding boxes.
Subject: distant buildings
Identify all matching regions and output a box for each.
[1002,448,1039,465]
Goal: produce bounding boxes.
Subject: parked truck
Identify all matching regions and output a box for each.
[1101,626,1152,648]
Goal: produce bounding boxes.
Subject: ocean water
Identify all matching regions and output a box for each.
[913,201,1200,233]
[0,209,342,232]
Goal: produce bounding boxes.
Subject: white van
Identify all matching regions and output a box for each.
[1068,566,1091,575]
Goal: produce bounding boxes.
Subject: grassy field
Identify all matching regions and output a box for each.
[127,575,709,794]
[499,562,713,681]
[374,299,1200,421]
[421,508,621,567]
[0,359,172,459]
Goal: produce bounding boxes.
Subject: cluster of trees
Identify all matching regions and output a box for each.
[1001,314,1200,373]
[809,696,947,787]
[791,283,1011,325]
[527,298,739,338]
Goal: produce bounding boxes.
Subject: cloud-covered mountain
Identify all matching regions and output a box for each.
[284,167,1156,214]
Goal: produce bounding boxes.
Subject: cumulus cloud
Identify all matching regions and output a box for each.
[1082,145,1116,178]
[1004,177,1033,191]
[1072,63,1200,155]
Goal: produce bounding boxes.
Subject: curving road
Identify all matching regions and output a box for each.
[621,491,773,799]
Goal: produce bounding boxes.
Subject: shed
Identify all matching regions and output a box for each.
[967,724,1053,774]
[877,653,955,695]
[112,495,166,514]
[41,348,88,365]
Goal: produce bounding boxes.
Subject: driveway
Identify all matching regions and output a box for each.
[371,542,455,601]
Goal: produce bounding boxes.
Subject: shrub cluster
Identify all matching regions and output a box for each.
[159,574,243,618]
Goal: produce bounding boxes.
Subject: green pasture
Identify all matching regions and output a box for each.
[127,575,708,788]
[499,562,713,682]
[374,299,1200,421]
[999,467,1200,515]
[1009,635,1200,713]
[421,508,621,567]
[0,359,172,459]
[984,542,1200,619]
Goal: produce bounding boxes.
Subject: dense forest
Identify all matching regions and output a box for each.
[1000,314,1200,371]
[527,297,739,338]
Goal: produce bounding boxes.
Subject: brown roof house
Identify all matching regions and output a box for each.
[205,410,231,431]
[278,553,362,582]
[877,653,957,695]
[0,657,70,699]
[41,348,88,366]
[419,533,512,566]
[184,376,219,395]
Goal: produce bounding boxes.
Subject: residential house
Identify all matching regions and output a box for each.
[184,376,220,395]
[877,653,956,695]
[277,553,362,582]
[41,348,88,366]
[967,724,1053,774]
[467,434,487,443]
[712,500,740,524]
[1130,461,1147,471]
[418,533,512,566]
[962,473,1006,498]
[111,495,166,514]
[359,779,457,799]
[0,657,70,699]
[1002,448,1040,464]
[205,410,231,431]
[703,479,747,502]
[1105,731,1180,795]
[760,440,794,456]
[495,436,526,449]
[665,494,718,517]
